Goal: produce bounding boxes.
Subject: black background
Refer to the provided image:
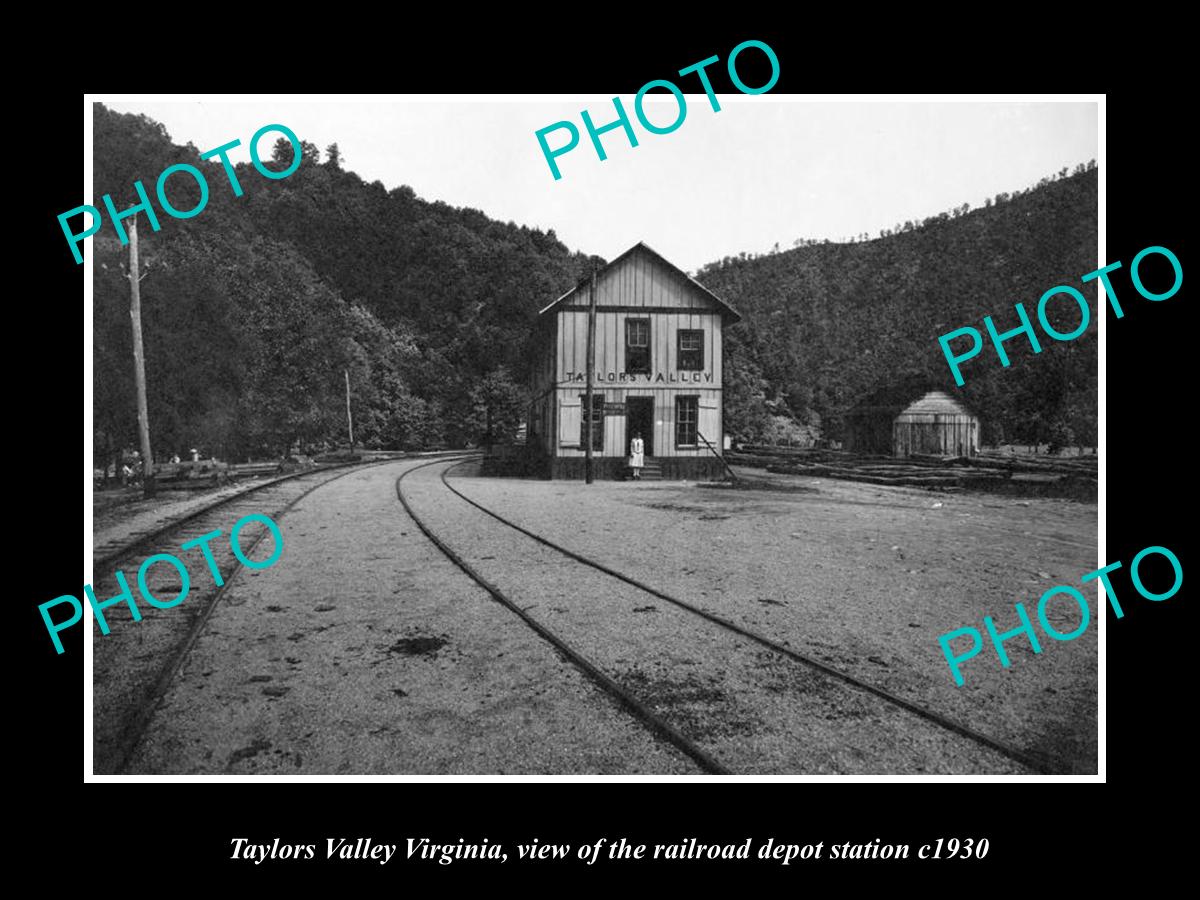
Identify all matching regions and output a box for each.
[18,21,1187,887]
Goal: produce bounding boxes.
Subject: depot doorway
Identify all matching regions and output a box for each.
[626,397,654,456]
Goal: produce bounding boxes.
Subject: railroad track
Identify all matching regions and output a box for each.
[396,457,726,775]
[92,458,430,774]
[397,457,1064,775]
[93,456,434,571]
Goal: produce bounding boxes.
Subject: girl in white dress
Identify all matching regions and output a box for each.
[629,432,645,480]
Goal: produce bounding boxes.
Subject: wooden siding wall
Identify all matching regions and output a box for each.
[554,387,722,458]
[563,245,714,311]
[893,415,980,458]
[556,310,723,387]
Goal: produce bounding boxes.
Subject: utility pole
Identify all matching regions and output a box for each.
[128,216,155,498]
[344,369,355,452]
[584,267,597,484]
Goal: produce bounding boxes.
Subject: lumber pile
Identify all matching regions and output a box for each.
[727,445,1097,490]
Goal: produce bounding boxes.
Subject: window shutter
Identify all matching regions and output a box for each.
[559,397,581,447]
[698,399,720,445]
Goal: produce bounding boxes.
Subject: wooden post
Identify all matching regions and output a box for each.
[344,369,355,452]
[128,217,155,498]
[584,267,597,484]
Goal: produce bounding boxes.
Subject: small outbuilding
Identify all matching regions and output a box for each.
[892,390,979,458]
[844,403,904,455]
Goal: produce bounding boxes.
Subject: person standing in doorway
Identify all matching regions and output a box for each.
[629,431,645,480]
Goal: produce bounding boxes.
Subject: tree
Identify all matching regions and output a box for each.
[325,143,343,170]
[469,367,525,447]
[93,247,139,479]
[271,137,320,170]
[228,241,353,456]
[271,137,291,166]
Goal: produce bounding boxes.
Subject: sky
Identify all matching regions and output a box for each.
[103,97,1098,273]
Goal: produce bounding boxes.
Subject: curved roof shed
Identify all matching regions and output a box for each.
[893,390,979,458]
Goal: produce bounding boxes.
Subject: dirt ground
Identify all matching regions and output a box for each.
[108,459,1097,775]
[446,462,1099,773]
[122,460,696,775]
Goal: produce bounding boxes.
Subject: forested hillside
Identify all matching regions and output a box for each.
[92,104,600,465]
[703,169,1098,447]
[92,104,1097,465]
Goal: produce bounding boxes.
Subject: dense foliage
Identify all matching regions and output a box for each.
[92,104,1096,466]
[92,104,599,465]
[703,168,1099,446]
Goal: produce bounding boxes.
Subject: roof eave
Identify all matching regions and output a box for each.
[538,241,742,321]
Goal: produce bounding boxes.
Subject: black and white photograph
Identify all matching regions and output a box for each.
[82,94,1101,778]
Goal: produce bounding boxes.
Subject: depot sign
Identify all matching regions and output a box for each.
[564,370,716,384]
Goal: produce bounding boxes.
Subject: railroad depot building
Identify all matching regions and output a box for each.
[528,242,741,480]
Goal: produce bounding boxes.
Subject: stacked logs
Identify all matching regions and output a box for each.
[727,445,1097,491]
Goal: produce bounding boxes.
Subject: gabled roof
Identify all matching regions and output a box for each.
[897,390,978,418]
[538,241,742,322]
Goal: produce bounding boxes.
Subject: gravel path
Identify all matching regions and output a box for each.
[121,459,697,775]
[444,462,1098,774]
[92,465,382,773]
[411,461,1033,774]
[101,457,1096,775]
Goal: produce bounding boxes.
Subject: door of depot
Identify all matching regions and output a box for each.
[626,397,654,456]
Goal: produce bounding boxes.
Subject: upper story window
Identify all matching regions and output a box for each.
[625,318,651,374]
[677,329,704,370]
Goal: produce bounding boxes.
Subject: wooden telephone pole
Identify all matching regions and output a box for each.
[128,216,155,498]
[584,267,597,484]
[344,369,355,452]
